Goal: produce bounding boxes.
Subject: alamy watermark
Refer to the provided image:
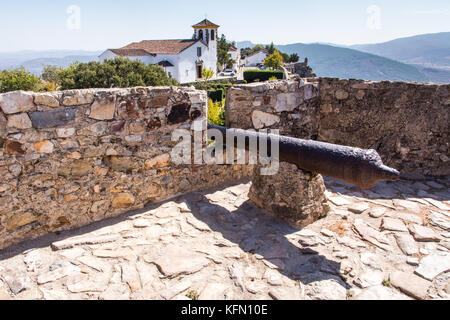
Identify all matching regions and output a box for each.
[366,5,382,30]
[170,121,280,175]
[67,5,81,31]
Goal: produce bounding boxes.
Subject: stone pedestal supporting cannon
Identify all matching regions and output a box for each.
[207,124,400,227]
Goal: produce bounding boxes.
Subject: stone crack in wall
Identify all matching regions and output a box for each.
[0,87,251,250]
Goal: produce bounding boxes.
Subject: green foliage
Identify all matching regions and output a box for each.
[382,279,391,287]
[264,51,284,70]
[208,88,224,102]
[217,34,235,70]
[268,76,278,81]
[187,80,232,92]
[207,98,226,126]
[202,68,214,81]
[41,65,63,84]
[0,67,42,93]
[266,42,276,55]
[58,57,178,90]
[281,52,290,63]
[39,81,58,92]
[243,70,284,83]
[289,53,300,63]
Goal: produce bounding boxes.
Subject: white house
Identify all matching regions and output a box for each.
[244,49,268,67]
[99,19,219,84]
[227,44,241,71]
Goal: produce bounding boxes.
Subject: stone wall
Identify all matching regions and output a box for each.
[0,87,251,250]
[226,79,321,140]
[226,78,450,176]
[318,78,449,176]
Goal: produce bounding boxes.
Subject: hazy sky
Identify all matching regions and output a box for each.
[1,0,449,52]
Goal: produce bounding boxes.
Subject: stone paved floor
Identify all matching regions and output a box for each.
[0,176,449,300]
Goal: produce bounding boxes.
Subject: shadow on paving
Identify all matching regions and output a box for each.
[176,189,349,287]
[0,179,350,289]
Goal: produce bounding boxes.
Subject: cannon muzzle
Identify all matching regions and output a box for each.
[207,124,400,189]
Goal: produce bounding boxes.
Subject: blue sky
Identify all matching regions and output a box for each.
[0,0,449,52]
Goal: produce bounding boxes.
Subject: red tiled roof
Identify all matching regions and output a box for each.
[192,19,220,28]
[109,48,153,56]
[112,39,204,55]
[228,45,238,52]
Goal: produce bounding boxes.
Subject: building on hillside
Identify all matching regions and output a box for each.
[244,49,268,67]
[99,19,219,84]
[227,44,241,71]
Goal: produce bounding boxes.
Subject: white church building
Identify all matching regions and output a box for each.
[99,19,219,84]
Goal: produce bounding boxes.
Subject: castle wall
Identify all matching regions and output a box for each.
[0,87,251,249]
[226,78,450,177]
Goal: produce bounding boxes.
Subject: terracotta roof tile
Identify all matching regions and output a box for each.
[109,48,153,56]
[192,19,220,28]
[117,39,201,55]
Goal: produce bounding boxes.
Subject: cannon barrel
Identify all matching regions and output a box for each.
[207,124,400,190]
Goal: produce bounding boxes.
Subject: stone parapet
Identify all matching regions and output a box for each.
[226,78,450,176]
[0,87,251,249]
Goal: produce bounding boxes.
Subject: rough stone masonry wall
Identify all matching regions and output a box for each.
[0,87,251,250]
[226,78,450,177]
[318,78,449,176]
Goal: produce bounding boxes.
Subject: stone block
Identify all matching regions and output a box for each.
[89,97,116,120]
[34,94,59,107]
[31,109,77,129]
[0,91,34,114]
[251,110,280,130]
[7,113,32,129]
[248,162,330,229]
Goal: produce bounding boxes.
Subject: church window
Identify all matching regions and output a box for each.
[197,47,202,57]
[198,30,203,40]
[211,30,215,41]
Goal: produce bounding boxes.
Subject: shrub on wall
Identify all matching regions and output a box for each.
[207,98,226,126]
[243,70,284,83]
[58,57,179,90]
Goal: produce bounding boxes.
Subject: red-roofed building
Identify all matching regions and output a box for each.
[99,19,219,83]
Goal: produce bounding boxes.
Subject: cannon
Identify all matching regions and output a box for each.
[207,123,400,190]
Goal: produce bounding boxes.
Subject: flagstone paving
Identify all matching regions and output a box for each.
[0,176,449,300]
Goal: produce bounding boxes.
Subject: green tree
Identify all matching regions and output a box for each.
[249,44,265,54]
[263,51,284,70]
[289,53,300,63]
[58,57,178,90]
[217,34,234,70]
[281,52,290,63]
[0,67,42,93]
[41,65,63,84]
[266,42,276,55]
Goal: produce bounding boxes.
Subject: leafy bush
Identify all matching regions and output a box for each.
[58,57,179,90]
[41,65,63,84]
[264,51,284,69]
[208,88,224,102]
[0,68,42,93]
[39,81,59,92]
[208,98,226,126]
[243,70,284,83]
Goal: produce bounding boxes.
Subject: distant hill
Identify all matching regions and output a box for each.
[236,40,449,83]
[236,41,259,49]
[0,50,101,75]
[350,32,450,70]
[276,43,436,82]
